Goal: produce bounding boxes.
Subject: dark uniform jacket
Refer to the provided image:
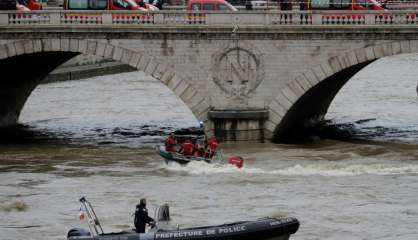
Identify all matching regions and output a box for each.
[134,204,154,233]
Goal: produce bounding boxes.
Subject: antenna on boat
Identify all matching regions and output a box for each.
[79,197,104,236]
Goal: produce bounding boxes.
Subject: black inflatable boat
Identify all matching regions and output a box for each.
[67,197,299,240]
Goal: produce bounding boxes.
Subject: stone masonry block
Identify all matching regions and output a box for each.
[400,41,410,54]
[328,56,343,73]
[191,98,208,116]
[365,46,375,61]
[136,55,150,71]
[288,81,304,98]
[354,48,367,63]
[392,42,401,55]
[410,40,418,54]
[78,40,88,54]
[264,129,273,140]
[373,44,384,59]
[167,75,182,90]
[0,44,7,59]
[346,51,358,66]
[160,69,175,85]
[103,44,114,59]
[23,40,34,54]
[51,38,60,52]
[269,99,286,117]
[381,42,393,57]
[33,40,42,53]
[195,101,211,119]
[337,54,350,69]
[186,92,204,109]
[14,41,25,56]
[274,92,292,110]
[312,65,326,82]
[69,39,79,53]
[295,75,312,91]
[282,87,298,103]
[41,39,52,52]
[145,60,158,76]
[112,47,124,62]
[180,85,196,102]
[173,79,189,97]
[121,49,133,64]
[265,120,279,133]
[86,41,97,56]
[129,53,141,68]
[320,63,334,78]
[268,109,282,124]
[60,38,70,52]
[152,62,167,80]
[95,42,106,57]
[304,69,319,86]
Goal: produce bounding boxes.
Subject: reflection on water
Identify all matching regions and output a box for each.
[0,55,418,240]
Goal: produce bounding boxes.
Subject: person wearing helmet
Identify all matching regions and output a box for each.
[165,133,177,152]
[134,198,155,233]
[179,139,194,156]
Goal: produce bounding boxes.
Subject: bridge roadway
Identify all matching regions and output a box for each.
[0,10,418,142]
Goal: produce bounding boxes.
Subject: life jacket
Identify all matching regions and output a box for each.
[181,141,194,155]
[193,144,203,157]
[165,136,176,152]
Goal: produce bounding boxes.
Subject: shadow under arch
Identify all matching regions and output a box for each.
[267,40,417,143]
[0,39,210,128]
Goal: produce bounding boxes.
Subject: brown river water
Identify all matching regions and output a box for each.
[1,54,418,240]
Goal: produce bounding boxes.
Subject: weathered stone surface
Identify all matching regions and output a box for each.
[60,39,70,52]
[0,27,415,141]
[69,39,79,53]
[14,41,25,56]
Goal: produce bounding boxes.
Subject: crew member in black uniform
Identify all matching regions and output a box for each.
[134,198,155,233]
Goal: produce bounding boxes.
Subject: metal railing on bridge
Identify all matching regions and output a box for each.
[0,10,417,26]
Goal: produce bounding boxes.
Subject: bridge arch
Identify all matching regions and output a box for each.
[267,40,418,142]
[0,39,210,128]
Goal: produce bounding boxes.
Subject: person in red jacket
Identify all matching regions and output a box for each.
[205,136,218,158]
[165,133,177,152]
[193,143,204,157]
[179,139,194,156]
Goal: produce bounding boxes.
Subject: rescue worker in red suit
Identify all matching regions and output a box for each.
[165,133,177,152]
[179,139,194,156]
[205,136,218,158]
[193,143,204,157]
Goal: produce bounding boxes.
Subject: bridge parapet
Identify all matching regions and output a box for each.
[0,10,417,26]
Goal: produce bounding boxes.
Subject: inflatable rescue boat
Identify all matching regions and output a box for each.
[156,146,244,168]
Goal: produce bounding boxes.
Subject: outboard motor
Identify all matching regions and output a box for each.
[157,204,170,222]
[67,228,91,238]
[228,156,244,168]
[154,204,176,231]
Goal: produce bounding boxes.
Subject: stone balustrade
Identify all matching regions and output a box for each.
[0,10,417,26]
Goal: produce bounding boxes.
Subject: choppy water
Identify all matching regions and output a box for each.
[1,54,418,240]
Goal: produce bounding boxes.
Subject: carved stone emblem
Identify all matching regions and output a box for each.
[213,47,263,99]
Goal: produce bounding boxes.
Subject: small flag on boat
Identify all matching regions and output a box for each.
[78,207,85,220]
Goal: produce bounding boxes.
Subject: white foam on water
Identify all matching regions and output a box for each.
[162,161,418,177]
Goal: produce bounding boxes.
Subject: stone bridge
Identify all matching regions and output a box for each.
[0,10,418,142]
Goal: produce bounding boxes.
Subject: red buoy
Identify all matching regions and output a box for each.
[228,156,244,168]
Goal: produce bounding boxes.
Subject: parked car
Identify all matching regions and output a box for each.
[17,0,43,10]
[299,0,385,11]
[63,0,141,10]
[187,0,238,11]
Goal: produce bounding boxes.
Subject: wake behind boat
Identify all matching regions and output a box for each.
[67,197,300,240]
